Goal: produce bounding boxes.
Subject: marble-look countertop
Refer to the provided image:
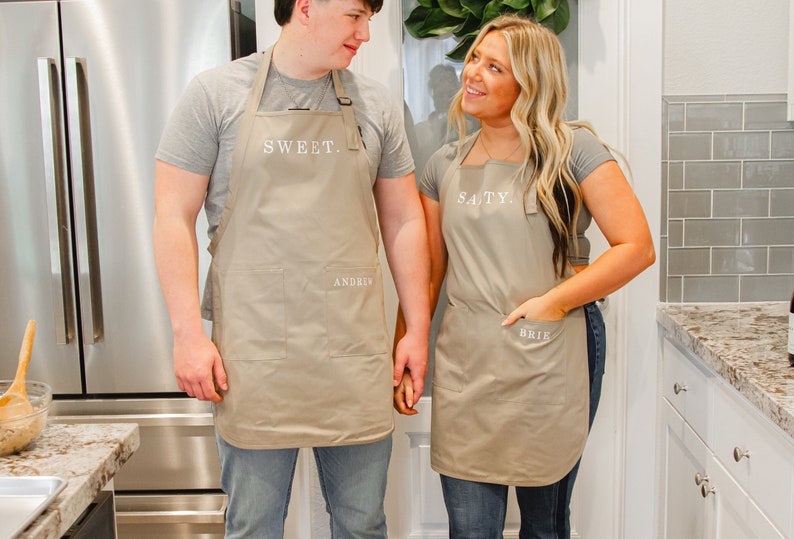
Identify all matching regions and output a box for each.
[0,423,139,539]
[657,302,794,440]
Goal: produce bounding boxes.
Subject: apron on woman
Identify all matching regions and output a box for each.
[431,133,589,486]
[207,49,393,450]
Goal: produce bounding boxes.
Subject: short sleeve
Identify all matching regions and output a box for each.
[570,127,615,183]
[418,143,458,201]
[155,76,221,176]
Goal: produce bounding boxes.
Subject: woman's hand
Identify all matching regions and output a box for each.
[502,295,567,326]
[393,370,419,415]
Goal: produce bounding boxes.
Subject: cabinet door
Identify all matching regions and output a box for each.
[708,456,785,539]
[661,401,715,538]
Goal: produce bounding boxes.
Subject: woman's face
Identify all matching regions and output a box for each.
[460,31,521,126]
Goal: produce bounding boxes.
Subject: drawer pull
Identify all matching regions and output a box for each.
[673,382,688,395]
[694,472,709,486]
[701,484,716,498]
[733,447,751,462]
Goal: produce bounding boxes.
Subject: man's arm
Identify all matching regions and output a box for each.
[373,173,431,403]
[153,159,227,402]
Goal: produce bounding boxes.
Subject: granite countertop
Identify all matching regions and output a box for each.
[657,302,794,439]
[0,423,139,539]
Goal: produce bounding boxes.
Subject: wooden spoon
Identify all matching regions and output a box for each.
[0,320,36,420]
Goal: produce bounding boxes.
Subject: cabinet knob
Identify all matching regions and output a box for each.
[694,472,709,486]
[673,382,688,395]
[701,484,717,498]
[733,447,751,462]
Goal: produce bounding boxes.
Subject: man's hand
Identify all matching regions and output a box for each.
[393,330,428,406]
[173,332,227,403]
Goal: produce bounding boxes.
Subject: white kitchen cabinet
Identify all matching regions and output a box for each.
[658,334,793,539]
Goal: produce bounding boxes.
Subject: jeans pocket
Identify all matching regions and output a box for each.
[212,268,286,360]
[324,266,389,357]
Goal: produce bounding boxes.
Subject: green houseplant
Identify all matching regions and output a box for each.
[404,0,570,60]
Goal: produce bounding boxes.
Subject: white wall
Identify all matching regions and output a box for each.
[663,0,789,95]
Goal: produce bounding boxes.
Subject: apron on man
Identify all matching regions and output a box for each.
[208,49,393,449]
[431,134,589,486]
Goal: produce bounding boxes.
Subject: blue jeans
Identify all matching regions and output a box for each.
[441,301,606,539]
[216,434,392,538]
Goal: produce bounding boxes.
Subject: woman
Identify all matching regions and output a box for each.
[394,14,655,538]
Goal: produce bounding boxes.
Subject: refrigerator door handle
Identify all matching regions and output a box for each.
[64,57,104,344]
[37,57,76,345]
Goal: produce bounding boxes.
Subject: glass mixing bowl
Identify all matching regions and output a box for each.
[0,381,52,457]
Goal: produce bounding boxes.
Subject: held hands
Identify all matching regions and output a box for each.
[173,332,228,403]
[393,370,418,415]
[392,330,428,415]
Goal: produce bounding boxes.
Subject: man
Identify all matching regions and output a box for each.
[152,0,430,535]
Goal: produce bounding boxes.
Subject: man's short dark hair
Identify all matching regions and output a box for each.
[274,0,384,26]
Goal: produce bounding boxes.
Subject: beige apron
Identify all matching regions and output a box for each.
[431,133,589,486]
[208,49,393,449]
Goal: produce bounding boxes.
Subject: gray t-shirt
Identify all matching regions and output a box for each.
[419,127,615,265]
[156,51,414,240]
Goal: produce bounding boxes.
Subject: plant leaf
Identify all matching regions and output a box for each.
[437,0,468,18]
[531,0,558,21]
[540,0,569,33]
[503,0,531,11]
[452,13,483,38]
[459,0,486,18]
[405,6,465,38]
[482,0,504,23]
[446,35,476,61]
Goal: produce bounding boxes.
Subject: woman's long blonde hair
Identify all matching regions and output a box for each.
[450,14,600,277]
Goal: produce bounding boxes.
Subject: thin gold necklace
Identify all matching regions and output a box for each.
[480,132,523,161]
[273,62,332,111]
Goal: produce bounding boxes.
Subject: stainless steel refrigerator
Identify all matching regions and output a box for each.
[0,0,255,535]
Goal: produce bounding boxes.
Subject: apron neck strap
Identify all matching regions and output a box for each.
[332,70,360,151]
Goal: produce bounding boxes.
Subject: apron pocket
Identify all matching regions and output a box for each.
[324,266,389,357]
[496,317,567,404]
[433,303,467,392]
[212,268,286,360]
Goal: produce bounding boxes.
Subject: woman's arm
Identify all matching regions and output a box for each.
[503,160,655,324]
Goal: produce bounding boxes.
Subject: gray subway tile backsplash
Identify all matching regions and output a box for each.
[741,218,794,246]
[711,247,767,274]
[684,161,741,189]
[771,131,794,158]
[769,189,794,217]
[668,248,711,275]
[684,219,740,247]
[739,275,794,301]
[661,95,794,302]
[743,160,794,188]
[668,161,684,189]
[686,103,742,131]
[668,191,712,218]
[744,102,793,130]
[668,103,685,132]
[769,247,794,274]
[712,189,769,218]
[712,131,769,160]
[682,275,740,302]
[669,133,712,160]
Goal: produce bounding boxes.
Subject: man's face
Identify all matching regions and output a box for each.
[306,0,373,71]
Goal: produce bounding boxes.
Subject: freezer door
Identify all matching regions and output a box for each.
[0,1,82,393]
[58,0,231,393]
